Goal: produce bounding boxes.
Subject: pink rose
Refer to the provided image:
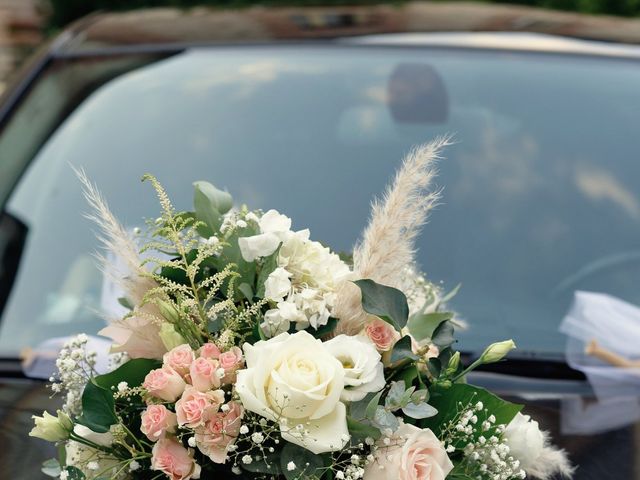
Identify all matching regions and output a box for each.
[364,424,453,480]
[195,401,243,463]
[141,404,178,441]
[175,386,225,428]
[218,347,244,384]
[189,357,221,392]
[144,367,186,402]
[163,344,195,377]
[199,343,221,359]
[151,436,201,480]
[365,318,400,352]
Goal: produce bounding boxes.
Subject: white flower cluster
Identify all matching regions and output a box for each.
[238,209,351,336]
[442,402,526,480]
[51,334,97,416]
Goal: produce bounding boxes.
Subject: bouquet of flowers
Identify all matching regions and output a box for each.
[31,139,573,480]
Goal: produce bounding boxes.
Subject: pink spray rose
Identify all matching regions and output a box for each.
[175,386,225,429]
[144,367,186,402]
[163,344,195,377]
[189,357,221,392]
[140,404,178,441]
[365,318,401,352]
[199,343,221,359]
[151,436,201,480]
[195,401,243,463]
[218,347,244,384]
[364,423,454,480]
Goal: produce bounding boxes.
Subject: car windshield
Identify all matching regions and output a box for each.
[2,44,640,357]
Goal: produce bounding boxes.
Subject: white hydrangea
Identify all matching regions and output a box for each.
[240,209,351,335]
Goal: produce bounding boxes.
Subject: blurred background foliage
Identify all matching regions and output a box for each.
[48,0,640,28]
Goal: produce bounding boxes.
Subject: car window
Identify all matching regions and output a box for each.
[2,45,640,356]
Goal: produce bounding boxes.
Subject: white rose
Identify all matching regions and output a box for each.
[235,331,349,454]
[324,335,386,402]
[503,412,544,471]
[264,267,292,302]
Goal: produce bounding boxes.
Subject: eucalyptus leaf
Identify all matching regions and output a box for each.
[407,312,453,342]
[431,320,456,349]
[365,391,383,420]
[355,279,409,331]
[373,406,399,431]
[41,459,61,478]
[390,336,418,364]
[238,282,254,302]
[402,402,438,419]
[385,381,406,409]
[347,416,382,441]
[399,386,417,407]
[350,392,377,421]
[193,181,233,234]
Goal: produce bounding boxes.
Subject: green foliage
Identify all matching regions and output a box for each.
[281,442,326,480]
[423,384,523,444]
[77,380,118,433]
[355,279,409,331]
[407,311,453,342]
[193,180,233,236]
[94,358,160,391]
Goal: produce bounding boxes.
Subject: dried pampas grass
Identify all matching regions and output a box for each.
[334,136,452,334]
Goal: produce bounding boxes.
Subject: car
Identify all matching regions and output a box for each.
[1,4,640,478]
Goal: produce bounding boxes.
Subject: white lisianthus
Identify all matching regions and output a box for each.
[29,410,73,442]
[503,412,544,472]
[238,233,281,262]
[324,335,386,402]
[235,331,349,454]
[264,267,292,302]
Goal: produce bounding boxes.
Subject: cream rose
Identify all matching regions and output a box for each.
[364,424,453,480]
[324,335,385,402]
[235,331,349,454]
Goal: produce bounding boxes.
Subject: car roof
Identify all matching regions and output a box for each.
[55,3,640,57]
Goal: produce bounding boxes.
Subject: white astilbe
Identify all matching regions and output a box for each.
[527,431,574,480]
[334,137,451,334]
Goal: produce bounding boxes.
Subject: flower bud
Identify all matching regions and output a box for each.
[480,340,516,364]
[29,410,72,442]
[446,351,461,374]
[157,300,180,324]
[159,322,186,351]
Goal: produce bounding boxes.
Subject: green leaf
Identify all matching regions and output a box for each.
[117,297,134,310]
[390,336,418,364]
[402,402,438,419]
[238,282,254,301]
[407,312,453,342]
[372,406,399,431]
[281,442,325,480]
[411,389,430,404]
[423,384,523,443]
[349,392,377,421]
[431,320,456,349]
[385,381,406,409]
[355,279,409,331]
[77,381,117,433]
[256,247,281,299]
[347,416,381,441]
[311,317,338,338]
[193,181,233,235]
[94,358,160,392]
[365,391,384,420]
[213,226,258,298]
[399,386,417,407]
[41,459,61,478]
[65,466,86,480]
